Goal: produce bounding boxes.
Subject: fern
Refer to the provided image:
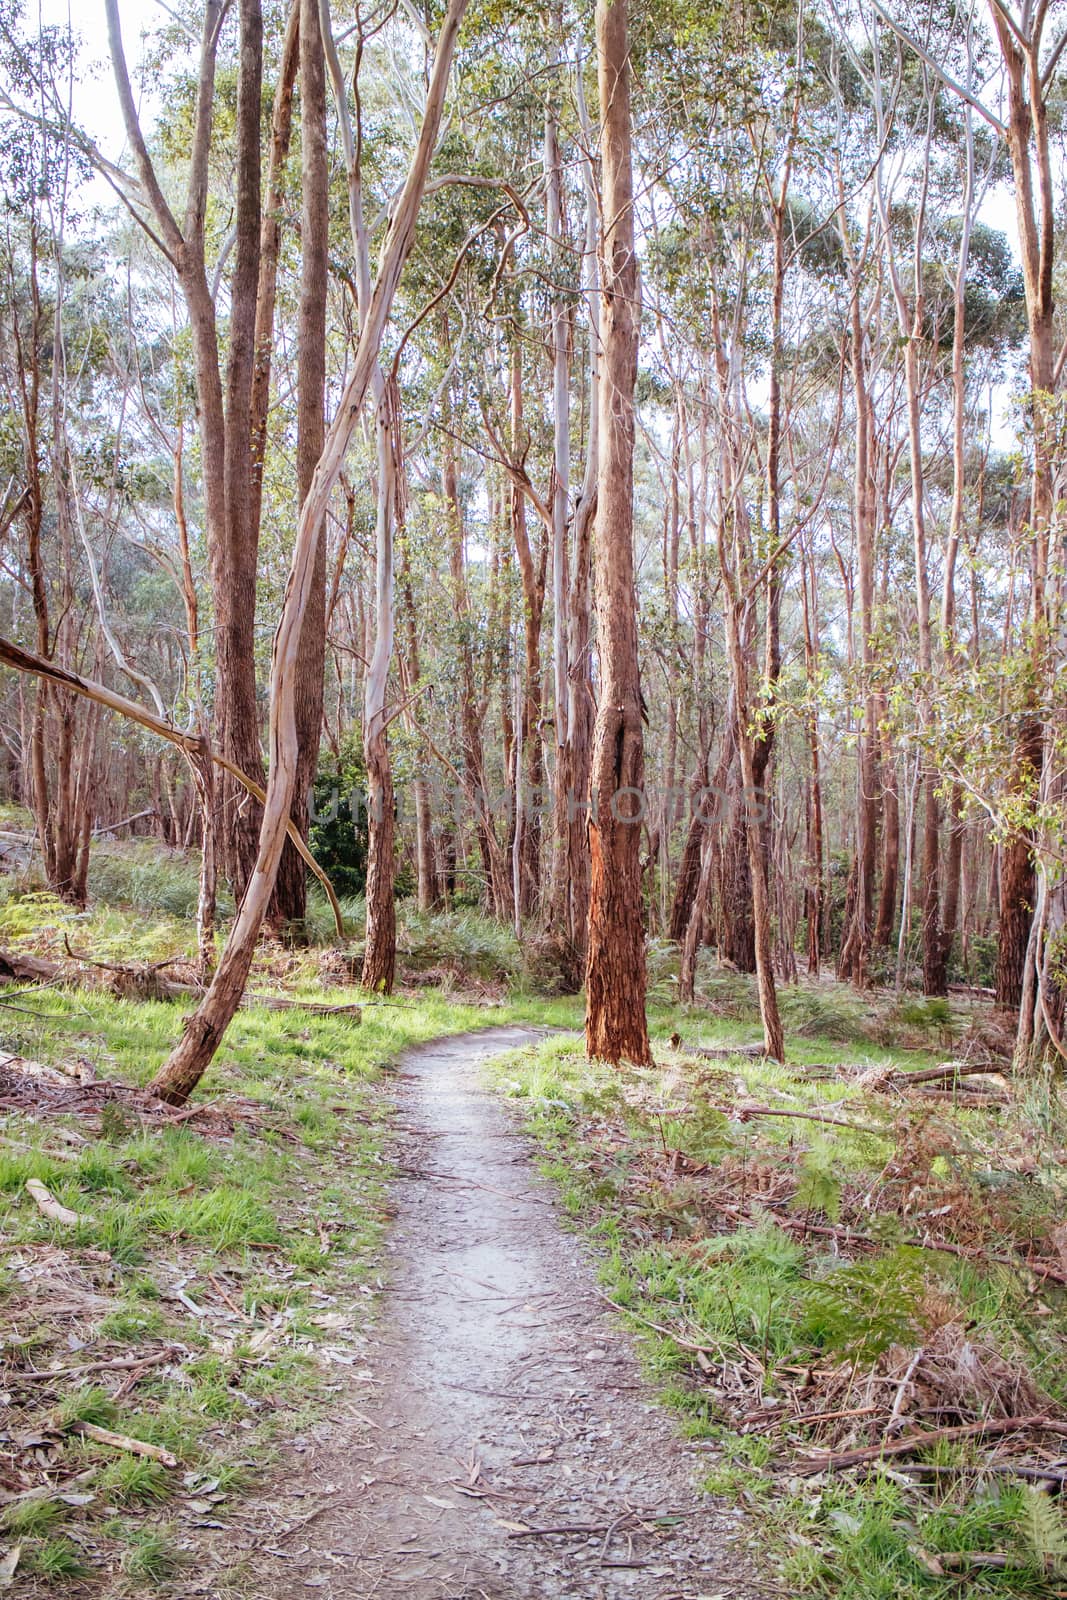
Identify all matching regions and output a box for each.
[794,1140,842,1222]
[800,1249,926,1363]
[1020,1487,1067,1575]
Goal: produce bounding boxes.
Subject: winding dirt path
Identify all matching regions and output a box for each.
[226,1027,760,1599]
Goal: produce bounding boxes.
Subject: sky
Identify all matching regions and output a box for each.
[36,0,164,210]
[32,0,1028,455]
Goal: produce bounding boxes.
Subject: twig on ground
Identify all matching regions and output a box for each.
[13,1348,178,1384]
[69,1422,179,1467]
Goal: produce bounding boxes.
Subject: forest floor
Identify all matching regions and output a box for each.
[0,838,1064,1598]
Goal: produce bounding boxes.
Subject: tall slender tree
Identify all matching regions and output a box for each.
[585,0,652,1067]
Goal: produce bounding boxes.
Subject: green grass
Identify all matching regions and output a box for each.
[97,1457,171,1508]
[0,1497,64,1538]
[0,897,582,1595]
[486,1009,1067,1600]
[29,1538,89,1581]
[1,860,1048,1598]
[121,1527,180,1584]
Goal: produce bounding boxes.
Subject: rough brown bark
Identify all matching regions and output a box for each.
[585,0,652,1067]
[274,0,328,932]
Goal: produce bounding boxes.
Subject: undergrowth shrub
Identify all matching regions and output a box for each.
[87,847,230,921]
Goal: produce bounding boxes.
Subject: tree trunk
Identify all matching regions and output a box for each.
[556,60,599,960]
[400,567,439,912]
[585,0,651,1067]
[214,0,267,900]
[361,380,400,993]
[545,70,571,928]
[836,229,878,988]
[147,0,470,1104]
[274,0,328,933]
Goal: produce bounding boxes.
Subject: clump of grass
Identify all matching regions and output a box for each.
[87,843,232,923]
[399,906,523,982]
[55,1385,118,1430]
[98,1455,171,1507]
[0,1497,63,1537]
[0,1147,70,1194]
[138,1188,279,1250]
[96,1301,167,1342]
[121,1527,180,1584]
[780,985,871,1041]
[29,1536,88,1580]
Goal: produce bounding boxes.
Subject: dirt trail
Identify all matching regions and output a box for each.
[221,1027,760,1599]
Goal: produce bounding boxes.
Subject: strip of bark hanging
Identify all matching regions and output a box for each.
[25,1179,83,1226]
[0,635,343,935]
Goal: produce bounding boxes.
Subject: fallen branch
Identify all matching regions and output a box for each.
[239,993,363,1017]
[792,1413,1067,1475]
[681,1041,767,1061]
[937,1553,1016,1572]
[25,1178,82,1226]
[92,809,155,837]
[594,1287,723,1356]
[719,1204,1067,1286]
[0,950,61,986]
[901,1460,1067,1488]
[14,1348,178,1384]
[0,1132,77,1163]
[716,1102,887,1137]
[886,1060,1009,1088]
[0,635,343,936]
[507,1521,621,1539]
[69,1422,178,1467]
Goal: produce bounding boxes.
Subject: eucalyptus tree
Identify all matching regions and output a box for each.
[878,0,1067,1044]
[148,0,471,1103]
[584,0,652,1065]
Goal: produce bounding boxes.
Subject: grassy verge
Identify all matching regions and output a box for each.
[0,903,577,1594]
[486,997,1067,1600]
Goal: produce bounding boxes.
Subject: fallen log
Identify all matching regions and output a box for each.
[714,1102,887,1137]
[888,1060,1010,1088]
[0,950,62,986]
[1,945,361,1021]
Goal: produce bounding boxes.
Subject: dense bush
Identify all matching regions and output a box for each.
[308,736,369,900]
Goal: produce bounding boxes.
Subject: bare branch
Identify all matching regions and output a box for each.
[104,0,185,258]
[870,0,1007,132]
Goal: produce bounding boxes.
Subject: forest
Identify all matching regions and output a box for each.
[0,0,1065,1595]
